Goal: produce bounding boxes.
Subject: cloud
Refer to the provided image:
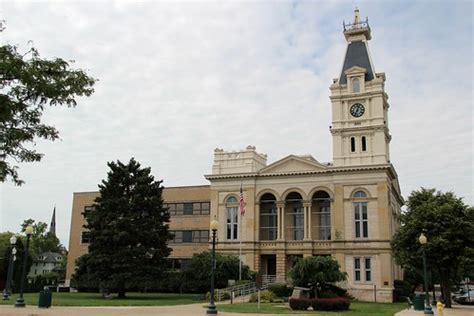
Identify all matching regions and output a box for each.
[0,1,472,246]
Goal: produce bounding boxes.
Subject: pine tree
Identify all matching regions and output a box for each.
[72,158,171,298]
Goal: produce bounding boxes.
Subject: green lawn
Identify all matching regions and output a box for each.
[217,301,406,315]
[0,292,202,306]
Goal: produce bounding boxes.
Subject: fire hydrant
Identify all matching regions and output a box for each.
[436,301,445,316]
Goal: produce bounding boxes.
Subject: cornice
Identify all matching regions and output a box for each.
[205,164,393,180]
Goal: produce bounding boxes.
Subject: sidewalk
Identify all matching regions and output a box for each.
[0,303,261,316]
[395,304,474,316]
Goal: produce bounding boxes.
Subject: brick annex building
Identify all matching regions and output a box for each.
[66,9,403,302]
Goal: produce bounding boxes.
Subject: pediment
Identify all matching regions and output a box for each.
[344,65,367,75]
[259,155,328,174]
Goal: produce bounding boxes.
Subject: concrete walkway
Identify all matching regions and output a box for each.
[395,304,474,316]
[0,303,260,316]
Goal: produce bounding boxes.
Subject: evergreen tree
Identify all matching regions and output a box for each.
[391,188,474,307]
[72,158,171,298]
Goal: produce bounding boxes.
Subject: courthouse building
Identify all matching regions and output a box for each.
[66,9,403,302]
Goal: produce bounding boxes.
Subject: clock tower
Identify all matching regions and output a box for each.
[330,8,391,167]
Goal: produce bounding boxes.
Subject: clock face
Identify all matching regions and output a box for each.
[350,103,365,117]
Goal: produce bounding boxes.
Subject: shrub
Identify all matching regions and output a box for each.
[249,290,276,303]
[205,290,230,301]
[311,297,350,311]
[289,297,311,310]
[321,283,353,299]
[318,290,339,298]
[393,279,412,302]
[268,283,292,298]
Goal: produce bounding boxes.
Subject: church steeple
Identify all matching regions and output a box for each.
[49,206,56,236]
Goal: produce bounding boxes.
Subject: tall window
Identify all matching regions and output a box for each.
[312,191,331,240]
[353,191,368,238]
[361,136,367,152]
[350,137,356,152]
[352,78,360,93]
[354,257,372,282]
[226,196,239,240]
[260,193,278,240]
[286,192,304,240]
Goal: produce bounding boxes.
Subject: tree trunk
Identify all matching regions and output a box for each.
[117,289,126,299]
[441,279,452,308]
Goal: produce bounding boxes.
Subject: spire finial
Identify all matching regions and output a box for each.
[353,7,361,28]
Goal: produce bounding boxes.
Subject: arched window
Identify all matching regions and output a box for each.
[361,136,367,152]
[259,193,277,240]
[285,192,304,240]
[353,191,367,198]
[352,78,360,93]
[351,137,356,152]
[312,191,331,240]
[226,196,239,240]
[353,190,368,238]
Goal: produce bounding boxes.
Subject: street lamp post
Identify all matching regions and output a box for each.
[206,219,219,315]
[419,233,434,315]
[2,236,17,300]
[15,225,33,308]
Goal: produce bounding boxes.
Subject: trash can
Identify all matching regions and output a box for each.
[38,287,52,308]
[413,293,425,311]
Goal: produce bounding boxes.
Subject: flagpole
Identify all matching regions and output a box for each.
[239,211,242,281]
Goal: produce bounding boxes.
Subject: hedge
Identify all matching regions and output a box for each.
[289,297,351,311]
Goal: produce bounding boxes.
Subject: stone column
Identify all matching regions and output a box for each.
[303,201,312,240]
[255,203,260,241]
[277,202,285,240]
[276,251,286,280]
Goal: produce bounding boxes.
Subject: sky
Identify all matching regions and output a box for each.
[0,0,472,248]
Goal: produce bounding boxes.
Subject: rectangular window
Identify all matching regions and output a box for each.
[201,202,210,215]
[227,207,238,240]
[354,258,361,281]
[83,205,94,218]
[354,257,372,282]
[81,231,91,244]
[354,202,368,238]
[176,203,184,215]
[163,201,211,216]
[365,258,372,281]
[361,136,367,151]
[351,137,356,152]
[183,203,193,215]
[182,231,193,243]
[192,230,209,243]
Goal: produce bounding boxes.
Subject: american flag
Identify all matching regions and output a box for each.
[239,185,245,216]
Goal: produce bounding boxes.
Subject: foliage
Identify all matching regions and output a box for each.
[72,158,171,298]
[288,297,312,310]
[249,290,276,303]
[391,188,474,307]
[288,256,347,296]
[206,290,230,301]
[320,283,352,299]
[0,44,96,185]
[267,283,292,298]
[393,279,413,302]
[311,297,351,311]
[0,231,15,281]
[21,219,63,256]
[1,236,33,292]
[180,251,254,293]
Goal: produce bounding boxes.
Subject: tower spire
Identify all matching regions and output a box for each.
[49,205,56,236]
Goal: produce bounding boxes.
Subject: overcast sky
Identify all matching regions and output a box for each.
[0,0,472,248]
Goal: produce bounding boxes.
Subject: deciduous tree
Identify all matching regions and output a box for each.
[72,158,171,298]
[288,256,347,297]
[0,44,96,185]
[391,188,474,307]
